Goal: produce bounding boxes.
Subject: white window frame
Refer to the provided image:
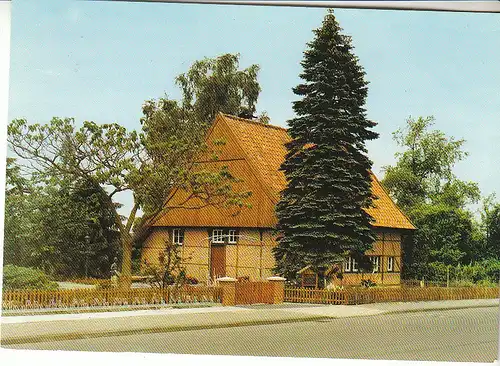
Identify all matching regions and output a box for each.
[344,257,359,272]
[228,229,237,244]
[370,256,380,273]
[212,229,225,244]
[344,257,351,272]
[351,257,359,272]
[388,256,394,272]
[172,228,184,245]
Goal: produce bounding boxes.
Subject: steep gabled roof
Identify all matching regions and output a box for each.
[219,113,289,204]
[151,113,415,231]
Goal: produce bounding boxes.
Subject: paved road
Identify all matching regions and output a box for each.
[5,307,498,362]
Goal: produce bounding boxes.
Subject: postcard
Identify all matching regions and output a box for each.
[1,1,499,365]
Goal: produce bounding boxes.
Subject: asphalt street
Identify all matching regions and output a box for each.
[4,306,498,362]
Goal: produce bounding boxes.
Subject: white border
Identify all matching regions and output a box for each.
[0,1,498,366]
[106,0,500,13]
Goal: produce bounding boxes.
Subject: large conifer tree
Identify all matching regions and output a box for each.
[274,10,379,280]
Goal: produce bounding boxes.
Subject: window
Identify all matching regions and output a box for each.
[388,256,394,272]
[212,229,224,244]
[370,256,380,273]
[228,229,237,244]
[344,257,358,273]
[172,228,184,245]
[352,257,358,272]
[344,257,351,272]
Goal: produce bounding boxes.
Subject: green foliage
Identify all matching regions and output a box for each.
[411,259,500,286]
[381,115,488,280]
[430,180,480,209]
[138,53,261,215]
[7,53,261,286]
[476,279,498,288]
[274,10,378,279]
[480,258,500,283]
[411,205,475,266]
[482,195,500,259]
[3,265,59,290]
[382,116,478,212]
[3,170,121,278]
[175,53,261,124]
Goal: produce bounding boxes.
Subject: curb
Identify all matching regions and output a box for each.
[2,302,496,346]
[383,303,499,315]
[1,315,329,346]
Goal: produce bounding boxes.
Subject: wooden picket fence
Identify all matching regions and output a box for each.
[284,287,347,305]
[285,286,500,305]
[2,286,222,311]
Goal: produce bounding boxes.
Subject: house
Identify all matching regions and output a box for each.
[140,113,416,287]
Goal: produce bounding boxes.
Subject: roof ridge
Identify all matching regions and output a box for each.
[220,113,288,132]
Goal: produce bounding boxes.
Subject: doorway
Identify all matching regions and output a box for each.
[210,245,226,279]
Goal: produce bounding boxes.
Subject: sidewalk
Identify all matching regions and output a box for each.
[1,299,497,346]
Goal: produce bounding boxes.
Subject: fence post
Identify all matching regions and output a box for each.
[218,277,237,306]
[267,276,286,304]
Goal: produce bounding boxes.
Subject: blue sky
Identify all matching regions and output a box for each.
[8,0,500,216]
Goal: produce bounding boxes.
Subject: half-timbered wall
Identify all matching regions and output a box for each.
[141,227,278,282]
[330,230,402,287]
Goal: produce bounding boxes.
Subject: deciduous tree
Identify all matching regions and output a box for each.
[7,53,260,287]
[381,116,483,279]
[382,116,478,212]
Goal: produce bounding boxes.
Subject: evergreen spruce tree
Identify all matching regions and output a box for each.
[274,10,379,281]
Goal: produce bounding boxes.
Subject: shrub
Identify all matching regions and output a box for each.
[95,280,114,289]
[3,265,59,290]
[476,279,498,288]
[184,276,199,285]
[449,280,475,287]
[425,262,448,282]
[481,259,500,283]
[410,259,500,286]
[361,279,376,288]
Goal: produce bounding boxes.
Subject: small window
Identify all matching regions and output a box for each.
[344,257,358,272]
[388,256,394,272]
[370,256,380,273]
[212,229,224,244]
[344,257,351,272]
[352,257,359,272]
[172,228,184,245]
[228,229,237,244]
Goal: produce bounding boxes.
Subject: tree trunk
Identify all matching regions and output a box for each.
[120,235,133,289]
[111,200,138,290]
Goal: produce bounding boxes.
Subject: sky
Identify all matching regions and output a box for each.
[7,0,500,217]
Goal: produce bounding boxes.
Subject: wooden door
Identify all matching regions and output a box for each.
[210,246,226,279]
